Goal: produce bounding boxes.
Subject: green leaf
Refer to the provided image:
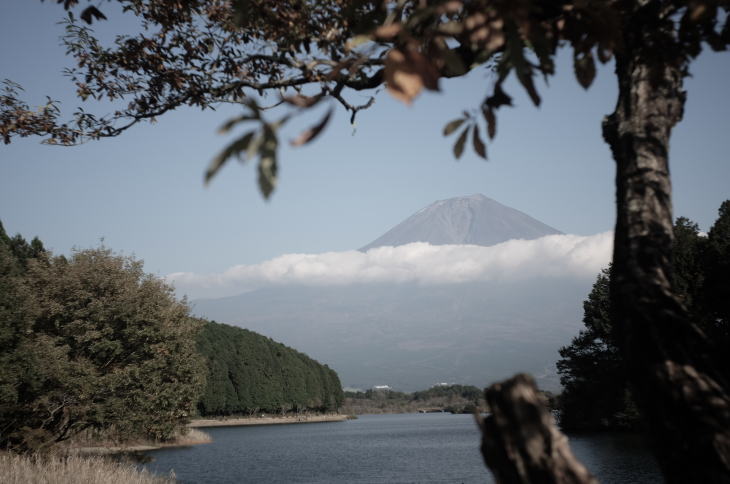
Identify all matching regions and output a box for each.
[505,24,540,106]
[516,62,540,106]
[574,51,596,90]
[257,154,277,199]
[472,124,487,159]
[482,106,496,139]
[257,129,279,199]
[453,126,469,159]
[439,47,468,77]
[443,118,465,136]
[205,131,255,184]
[80,6,107,24]
[485,84,512,109]
[246,133,263,160]
[271,113,292,131]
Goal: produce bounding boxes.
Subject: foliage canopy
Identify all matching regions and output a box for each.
[0,227,205,451]
[196,320,344,415]
[0,224,347,452]
[3,1,728,197]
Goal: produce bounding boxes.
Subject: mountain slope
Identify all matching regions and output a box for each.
[191,195,590,392]
[361,194,561,251]
[192,279,589,392]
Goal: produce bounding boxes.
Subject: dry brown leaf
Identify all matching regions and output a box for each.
[410,50,440,91]
[375,23,402,40]
[291,108,333,146]
[384,49,423,104]
[438,1,463,14]
[283,94,322,108]
[384,45,441,104]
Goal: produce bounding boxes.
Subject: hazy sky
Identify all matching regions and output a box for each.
[2,1,729,288]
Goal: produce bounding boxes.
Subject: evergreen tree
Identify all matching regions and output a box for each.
[557,267,639,431]
[196,320,343,416]
[558,204,729,432]
[703,201,730,364]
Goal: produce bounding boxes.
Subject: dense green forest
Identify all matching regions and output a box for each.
[196,320,343,415]
[0,224,343,452]
[557,201,730,431]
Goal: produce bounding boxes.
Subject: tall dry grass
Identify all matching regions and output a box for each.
[174,427,211,446]
[0,452,174,484]
[62,425,211,454]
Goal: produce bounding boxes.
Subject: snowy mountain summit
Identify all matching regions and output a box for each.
[360,194,562,251]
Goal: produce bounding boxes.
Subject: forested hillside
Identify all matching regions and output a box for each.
[342,384,486,415]
[0,223,344,453]
[196,320,343,415]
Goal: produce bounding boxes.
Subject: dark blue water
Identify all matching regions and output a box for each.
[141,413,662,483]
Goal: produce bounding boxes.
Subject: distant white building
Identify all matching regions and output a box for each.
[372,385,391,391]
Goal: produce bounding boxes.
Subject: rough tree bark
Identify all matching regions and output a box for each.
[601,37,730,484]
[479,374,596,484]
[481,14,730,484]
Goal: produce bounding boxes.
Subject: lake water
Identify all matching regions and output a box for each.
[141,413,662,483]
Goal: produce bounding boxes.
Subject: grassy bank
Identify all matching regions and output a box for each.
[189,413,349,428]
[0,452,173,484]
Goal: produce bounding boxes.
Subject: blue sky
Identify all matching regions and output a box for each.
[2,0,729,282]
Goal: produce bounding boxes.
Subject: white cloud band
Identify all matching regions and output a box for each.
[167,232,613,299]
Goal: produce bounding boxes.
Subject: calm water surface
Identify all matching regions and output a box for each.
[141,413,661,483]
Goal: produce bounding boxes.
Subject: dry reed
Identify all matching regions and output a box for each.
[0,452,174,484]
[173,427,211,446]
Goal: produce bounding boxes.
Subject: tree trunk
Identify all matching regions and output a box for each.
[480,374,597,484]
[602,51,730,482]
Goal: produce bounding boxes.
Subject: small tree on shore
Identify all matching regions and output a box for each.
[0,229,205,452]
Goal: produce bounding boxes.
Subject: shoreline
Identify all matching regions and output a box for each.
[67,428,213,456]
[68,441,209,456]
[65,415,350,455]
[189,413,350,428]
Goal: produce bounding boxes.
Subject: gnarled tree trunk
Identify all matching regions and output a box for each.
[481,19,730,484]
[480,374,597,484]
[602,48,730,483]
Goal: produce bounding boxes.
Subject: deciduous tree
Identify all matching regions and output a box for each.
[0,232,205,452]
